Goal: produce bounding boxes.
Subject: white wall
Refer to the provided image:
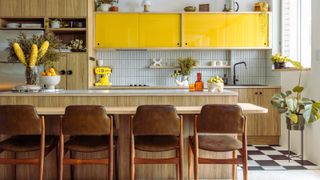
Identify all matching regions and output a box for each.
[280,0,320,165]
[115,0,272,12]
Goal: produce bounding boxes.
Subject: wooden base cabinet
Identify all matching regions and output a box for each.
[54,53,88,90]
[235,88,280,145]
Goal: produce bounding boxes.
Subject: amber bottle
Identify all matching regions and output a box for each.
[195,72,204,91]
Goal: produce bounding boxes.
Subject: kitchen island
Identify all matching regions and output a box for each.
[0,89,259,179]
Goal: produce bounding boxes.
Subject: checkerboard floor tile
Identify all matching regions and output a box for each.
[239,145,320,171]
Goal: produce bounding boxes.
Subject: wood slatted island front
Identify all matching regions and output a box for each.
[0,89,267,179]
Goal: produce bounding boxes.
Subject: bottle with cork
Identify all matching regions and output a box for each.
[195,72,204,91]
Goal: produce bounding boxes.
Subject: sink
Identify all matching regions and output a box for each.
[227,84,266,86]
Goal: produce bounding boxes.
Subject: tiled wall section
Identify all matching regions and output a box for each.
[97,50,281,86]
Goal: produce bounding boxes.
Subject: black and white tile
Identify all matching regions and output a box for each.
[238,145,319,171]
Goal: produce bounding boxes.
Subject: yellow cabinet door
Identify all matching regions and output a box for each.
[225,14,269,47]
[139,14,181,48]
[95,14,139,48]
[183,14,226,47]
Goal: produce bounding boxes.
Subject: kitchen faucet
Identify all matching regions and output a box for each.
[233,61,247,85]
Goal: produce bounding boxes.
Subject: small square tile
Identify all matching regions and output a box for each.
[283,166,307,170]
[304,166,320,170]
[250,155,272,161]
[279,150,296,155]
[271,146,287,151]
[255,146,275,150]
[261,150,283,155]
[275,160,300,166]
[262,166,286,170]
[247,146,258,151]
[248,160,260,167]
[295,160,316,166]
[268,155,291,160]
[256,160,280,166]
[248,150,264,155]
[248,166,264,171]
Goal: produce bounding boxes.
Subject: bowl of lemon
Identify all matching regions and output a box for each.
[207,76,224,93]
[40,68,61,89]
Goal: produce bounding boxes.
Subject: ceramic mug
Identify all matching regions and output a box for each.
[210,61,217,67]
[216,60,224,66]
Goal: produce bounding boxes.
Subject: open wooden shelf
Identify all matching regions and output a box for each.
[46,28,86,32]
[272,68,311,72]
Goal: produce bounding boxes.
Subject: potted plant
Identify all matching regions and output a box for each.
[272,53,289,69]
[207,76,224,93]
[96,0,119,11]
[67,39,86,52]
[271,61,320,130]
[171,57,197,87]
[7,33,62,86]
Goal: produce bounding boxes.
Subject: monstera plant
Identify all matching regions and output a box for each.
[271,60,320,130]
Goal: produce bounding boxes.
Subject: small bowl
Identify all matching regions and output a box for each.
[40,76,61,89]
[184,6,197,12]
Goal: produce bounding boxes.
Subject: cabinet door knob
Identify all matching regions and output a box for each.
[67,70,73,75]
[255,92,258,95]
[259,92,263,95]
[177,43,180,46]
[59,70,66,75]
[185,43,188,45]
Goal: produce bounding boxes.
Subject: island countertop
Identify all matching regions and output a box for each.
[0,89,238,97]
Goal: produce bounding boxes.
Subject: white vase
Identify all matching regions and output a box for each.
[175,75,189,87]
[99,3,111,11]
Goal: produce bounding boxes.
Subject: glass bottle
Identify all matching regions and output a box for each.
[195,72,204,91]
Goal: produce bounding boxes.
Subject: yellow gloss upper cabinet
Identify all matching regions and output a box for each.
[139,14,181,48]
[95,13,139,48]
[183,14,226,47]
[225,14,269,47]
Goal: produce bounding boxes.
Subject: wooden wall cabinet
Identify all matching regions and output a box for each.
[183,14,226,47]
[139,14,181,48]
[54,53,88,90]
[46,0,87,17]
[21,0,46,17]
[0,0,21,17]
[236,88,280,144]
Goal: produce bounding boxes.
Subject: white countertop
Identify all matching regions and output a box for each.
[0,89,238,97]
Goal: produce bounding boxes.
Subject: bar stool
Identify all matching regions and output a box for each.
[59,105,116,180]
[0,105,58,180]
[130,105,184,180]
[188,104,248,180]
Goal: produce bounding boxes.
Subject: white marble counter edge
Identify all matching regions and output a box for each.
[0,89,238,97]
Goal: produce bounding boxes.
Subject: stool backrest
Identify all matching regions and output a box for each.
[62,105,111,135]
[133,105,180,136]
[198,104,245,134]
[0,105,41,135]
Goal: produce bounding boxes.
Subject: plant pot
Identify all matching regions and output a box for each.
[286,115,305,131]
[175,75,189,87]
[274,62,286,69]
[25,66,39,85]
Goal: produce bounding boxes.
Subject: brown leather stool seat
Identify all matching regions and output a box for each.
[189,135,242,152]
[0,135,58,152]
[135,135,179,152]
[64,135,116,153]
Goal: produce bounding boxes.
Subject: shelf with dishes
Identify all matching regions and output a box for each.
[149,65,231,69]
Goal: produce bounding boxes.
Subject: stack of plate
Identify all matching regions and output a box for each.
[6,23,20,28]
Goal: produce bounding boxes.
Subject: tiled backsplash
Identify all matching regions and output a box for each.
[96,50,280,86]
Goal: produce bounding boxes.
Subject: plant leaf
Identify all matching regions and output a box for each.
[289,113,299,124]
[293,86,304,93]
[286,97,298,112]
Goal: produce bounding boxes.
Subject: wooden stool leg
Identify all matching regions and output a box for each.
[115,146,118,180]
[188,142,192,180]
[56,146,59,180]
[59,135,64,180]
[130,149,135,180]
[242,146,248,180]
[232,150,237,180]
[38,121,45,180]
[13,152,17,180]
[179,143,184,180]
[194,148,198,180]
[70,151,74,180]
[176,149,179,180]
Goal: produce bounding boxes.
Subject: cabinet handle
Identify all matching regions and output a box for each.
[59,70,66,75]
[185,43,188,45]
[67,70,73,75]
[97,43,100,46]
[259,92,263,95]
[177,43,180,46]
[255,92,258,95]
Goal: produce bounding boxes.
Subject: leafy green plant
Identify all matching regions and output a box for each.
[177,57,197,76]
[271,60,320,124]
